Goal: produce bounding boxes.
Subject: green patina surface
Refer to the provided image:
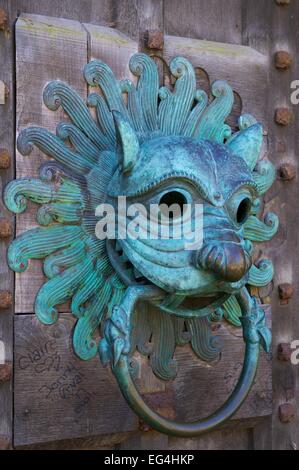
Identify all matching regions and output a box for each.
[166,36,266,63]
[5,53,277,435]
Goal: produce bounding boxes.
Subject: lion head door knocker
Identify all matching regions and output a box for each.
[5,54,278,436]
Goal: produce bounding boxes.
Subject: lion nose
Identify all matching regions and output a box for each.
[196,242,252,282]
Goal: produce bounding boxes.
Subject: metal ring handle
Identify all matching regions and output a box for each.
[100,286,267,437]
[112,341,259,437]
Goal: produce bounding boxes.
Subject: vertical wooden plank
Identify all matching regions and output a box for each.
[15,13,88,313]
[268,1,299,451]
[0,0,17,450]
[15,0,114,25]
[164,0,242,45]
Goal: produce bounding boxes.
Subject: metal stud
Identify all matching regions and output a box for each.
[0,291,13,309]
[0,363,12,384]
[275,51,292,70]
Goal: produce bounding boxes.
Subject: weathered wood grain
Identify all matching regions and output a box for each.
[164,35,269,128]
[164,0,242,45]
[14,314,137,446]
[169,307,272,423]
[15,13,88,313]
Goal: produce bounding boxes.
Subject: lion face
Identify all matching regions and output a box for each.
[106,132,256,312]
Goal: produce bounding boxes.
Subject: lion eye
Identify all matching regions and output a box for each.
[158,190,188,219]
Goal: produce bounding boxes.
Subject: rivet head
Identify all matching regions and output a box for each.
[145,30,164,50]
[278,283,294,303]
[275,0,290,5]
[0,218,12,238]
[278,343,292,362]
[279,162,296,181]
[0,9,8,31]
[0,291,13,309]
[275,51,292,70]
[0,149,11,169]
[275,108,294,126]
[279,403,295,423]
[0,363,12,384]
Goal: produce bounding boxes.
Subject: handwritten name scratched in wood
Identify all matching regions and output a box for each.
[14,315,137,446]
[16,338,93,418]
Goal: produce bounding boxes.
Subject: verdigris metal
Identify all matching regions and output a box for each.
[4,53,278,435]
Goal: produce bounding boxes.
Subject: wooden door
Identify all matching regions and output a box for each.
[0,0,298,450]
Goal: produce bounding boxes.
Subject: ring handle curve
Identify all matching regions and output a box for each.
[112,341,259,437]
[100,285,269,437]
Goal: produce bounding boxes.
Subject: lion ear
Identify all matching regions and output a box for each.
[227,123,263,170]
[112,110,139,173]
